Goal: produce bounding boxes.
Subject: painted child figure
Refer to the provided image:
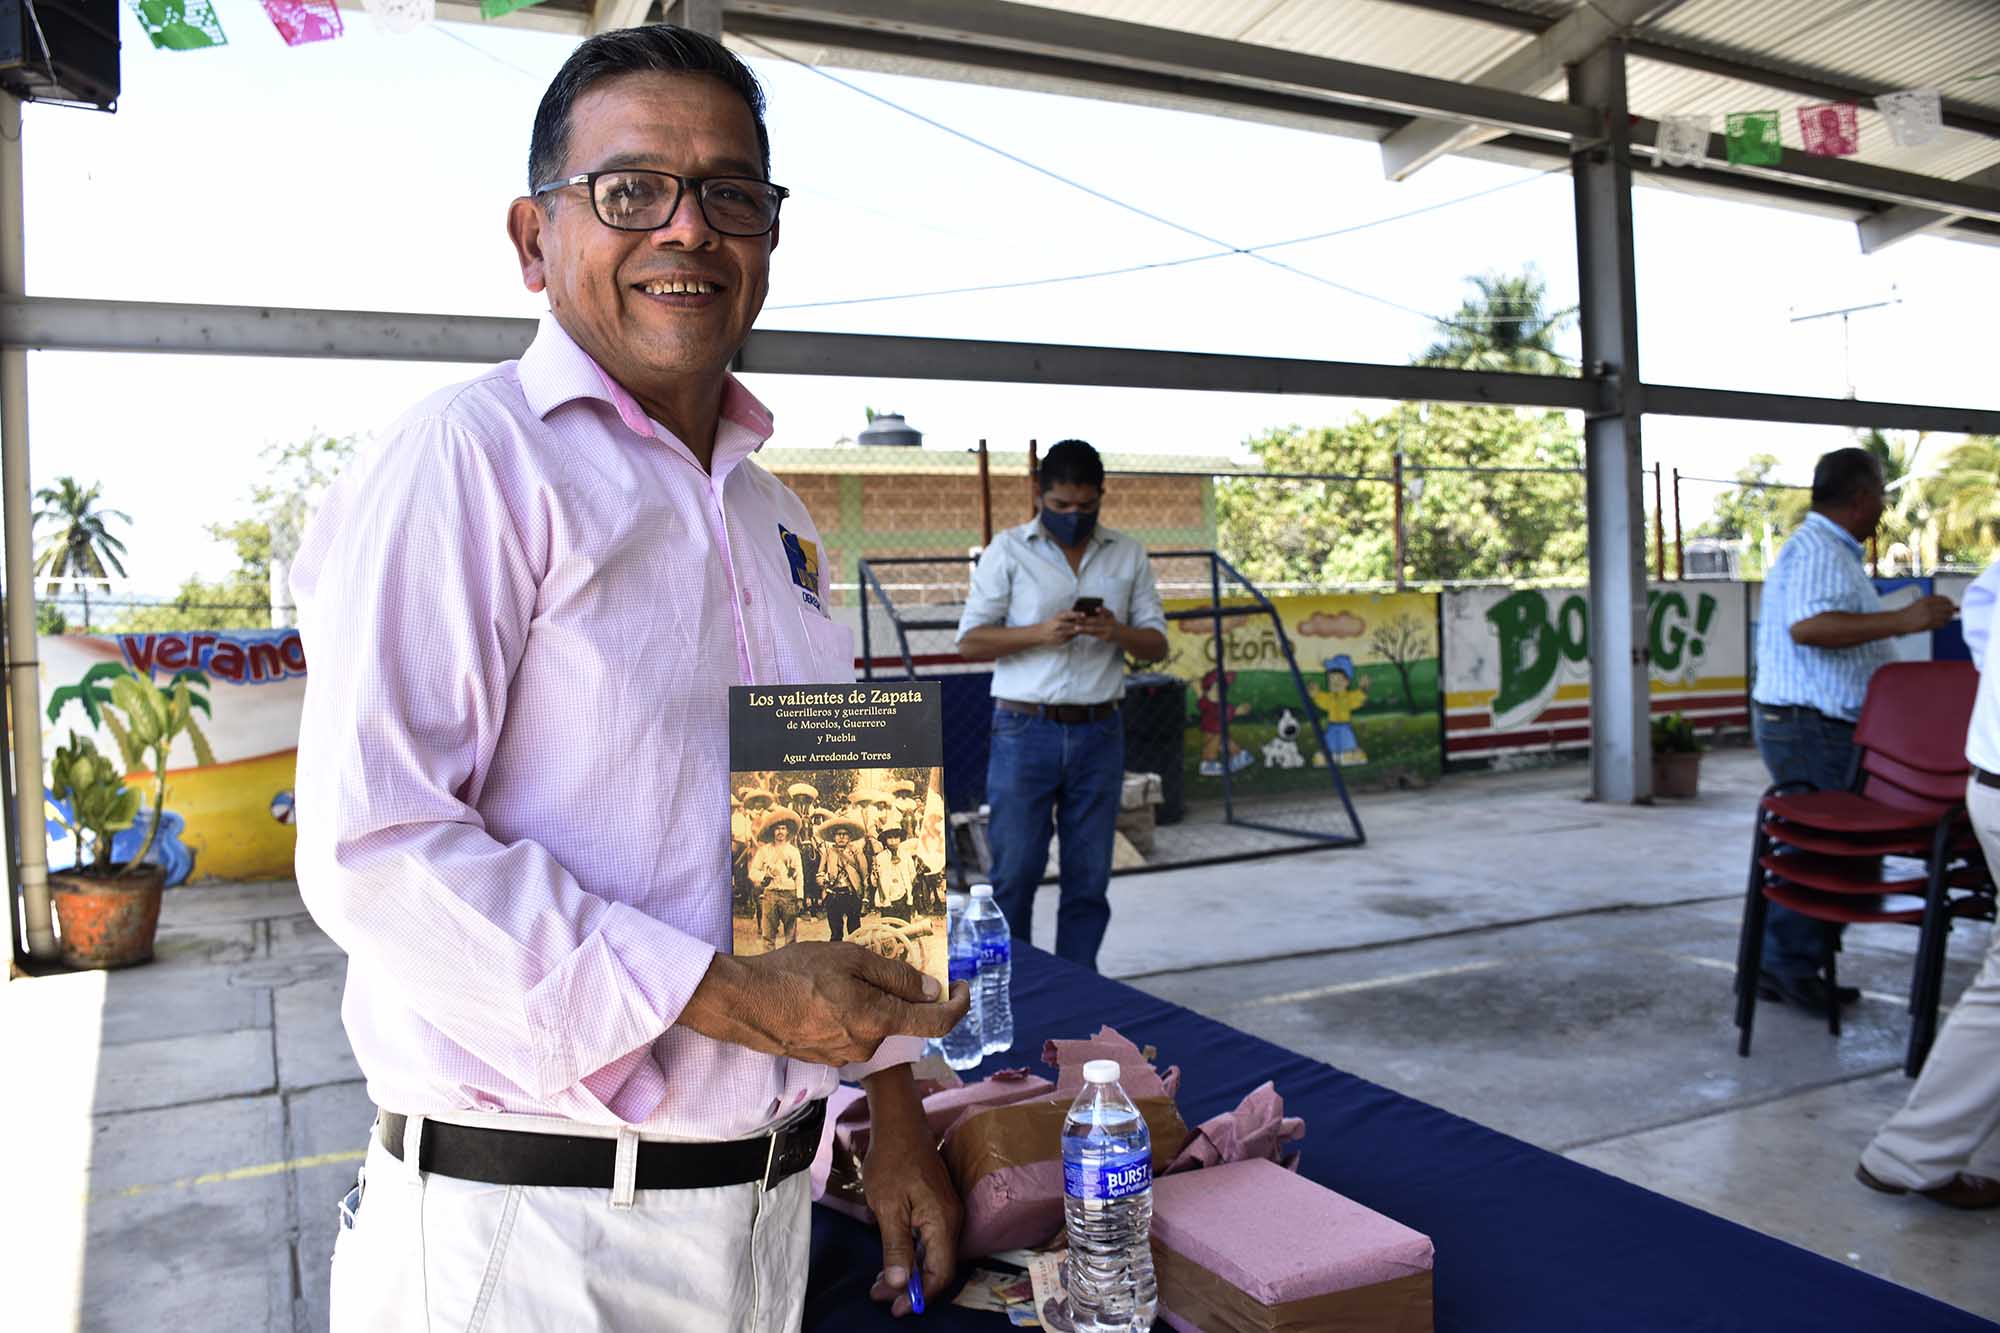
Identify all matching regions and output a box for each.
[1197,667,1255,777]
[1311,654,1370,767]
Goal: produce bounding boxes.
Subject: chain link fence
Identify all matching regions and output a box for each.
[855,548,1368,886]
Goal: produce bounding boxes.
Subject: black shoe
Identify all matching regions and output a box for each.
[1756,970,1861,1015]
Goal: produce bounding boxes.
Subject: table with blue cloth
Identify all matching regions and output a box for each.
[807,945,1995,1331]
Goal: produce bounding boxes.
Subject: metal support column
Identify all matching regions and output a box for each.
[1,94,56,957]
[1569,44,1651,804]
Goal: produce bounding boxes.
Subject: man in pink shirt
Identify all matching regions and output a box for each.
[293,25,968,1329]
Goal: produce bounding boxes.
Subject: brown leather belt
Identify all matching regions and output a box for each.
[1976,767,2000,791]
[376,1099,824,1191]
[996,698,1119,724]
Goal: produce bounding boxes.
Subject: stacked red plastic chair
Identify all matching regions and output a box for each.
[1733,660,1994,1076]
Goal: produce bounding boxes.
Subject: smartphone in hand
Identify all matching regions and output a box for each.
[1072,596,1104,615]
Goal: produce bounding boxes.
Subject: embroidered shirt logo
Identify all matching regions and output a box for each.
[780,525,824,612]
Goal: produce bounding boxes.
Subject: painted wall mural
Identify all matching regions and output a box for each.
[1156,591,1444,792]
[42,631,305,883]
[1442,584,1750,764]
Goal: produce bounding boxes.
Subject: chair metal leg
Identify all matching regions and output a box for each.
[1905,819,1958,1078]
[1736,812,1774,1057]
[1825,949,1841,1038]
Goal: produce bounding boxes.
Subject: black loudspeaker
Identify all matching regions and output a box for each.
[0,0,120,110]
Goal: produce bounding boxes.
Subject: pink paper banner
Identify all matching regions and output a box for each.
[263,0,343,45]
[1798,101,1860,157]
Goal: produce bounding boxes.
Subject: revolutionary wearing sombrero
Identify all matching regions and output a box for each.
[878,824,907,843]
[756,808,801,840]
[821,814,865,841]
[786,782,819,802]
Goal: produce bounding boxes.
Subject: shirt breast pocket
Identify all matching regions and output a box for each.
[800,612,856,684]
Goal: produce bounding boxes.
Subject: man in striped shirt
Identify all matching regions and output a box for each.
[1750,447,1956,1013]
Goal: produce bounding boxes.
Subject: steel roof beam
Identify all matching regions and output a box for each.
[1626,117,2000,223]
[1858,163,2000,254]
[593,0,656,35]
[1380,0,1686,182]
[15,295,1995,434]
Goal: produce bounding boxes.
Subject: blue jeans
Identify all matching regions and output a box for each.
[1754,704,1858,981]
[985,706,1125,971]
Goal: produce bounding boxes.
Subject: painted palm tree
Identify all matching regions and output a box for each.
[1418,267,1578,376]
[32,476,130,631]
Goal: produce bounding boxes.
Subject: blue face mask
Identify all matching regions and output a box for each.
[1040,506,1098,547]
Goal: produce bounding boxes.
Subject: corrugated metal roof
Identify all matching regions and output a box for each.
[1647,0,2000,117]
[479,1,2000,233]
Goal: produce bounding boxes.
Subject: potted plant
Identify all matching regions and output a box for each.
[46,665,214,969]
[1651,711,1704,800]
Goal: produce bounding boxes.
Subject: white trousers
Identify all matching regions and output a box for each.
[330,1123,810,1332]
[1861,778,2000,1189]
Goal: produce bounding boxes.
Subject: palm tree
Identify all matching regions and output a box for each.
[1923,436,2000,564]
[1418,266,1578,376]
[32,477,130,631]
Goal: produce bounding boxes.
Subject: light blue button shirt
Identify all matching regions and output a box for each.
[955,518,1168,705]
[1752,511,1890,722]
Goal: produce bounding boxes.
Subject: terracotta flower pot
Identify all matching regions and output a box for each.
[49,863,167,969]
[1652,751,1702,800]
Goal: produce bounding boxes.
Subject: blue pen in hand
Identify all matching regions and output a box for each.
[907,1237,926,1315]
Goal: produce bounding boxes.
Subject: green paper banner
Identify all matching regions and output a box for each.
[1724,110,1782,165]
[479,0,546,18]
[128,0,228,49]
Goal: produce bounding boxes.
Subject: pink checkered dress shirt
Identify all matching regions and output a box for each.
[292,314,916,1141]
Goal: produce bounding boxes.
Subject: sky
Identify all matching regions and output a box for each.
[22,5,2000,592]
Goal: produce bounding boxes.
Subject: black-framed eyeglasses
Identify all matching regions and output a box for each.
[531,169,789,237]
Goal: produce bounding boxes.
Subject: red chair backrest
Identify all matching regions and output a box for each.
[1853,660,1978,813]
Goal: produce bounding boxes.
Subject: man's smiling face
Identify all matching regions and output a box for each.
[518,71,774,398]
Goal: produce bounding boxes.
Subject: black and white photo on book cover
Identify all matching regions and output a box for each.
[728,682,950,989]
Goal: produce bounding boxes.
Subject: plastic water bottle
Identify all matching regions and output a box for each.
[1061,1059,1157,1332]
[941,892,985,1071]
[968,883,1014,1054]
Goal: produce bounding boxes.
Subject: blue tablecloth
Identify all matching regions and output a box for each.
[807,945,1995,1331]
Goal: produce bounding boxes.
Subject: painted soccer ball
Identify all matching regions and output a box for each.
[270,790,296,825]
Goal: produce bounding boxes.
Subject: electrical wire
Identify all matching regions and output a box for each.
[769,164,1572,314]
[739,33,1580,356]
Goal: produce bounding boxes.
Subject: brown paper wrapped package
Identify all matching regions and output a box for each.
[945,1095,1189,1257]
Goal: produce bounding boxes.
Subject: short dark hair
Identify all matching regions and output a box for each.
[1037,439,1105,491]
[528,25,772,196]
[1811,447,1883,509]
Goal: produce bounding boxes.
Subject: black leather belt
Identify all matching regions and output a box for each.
[376,1099,825,1191]
[1976,767,2000,791]
[997,698,1118,724]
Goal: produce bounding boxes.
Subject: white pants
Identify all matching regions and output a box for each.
[1861,778,2000,1189]
[331,1123,810,1332]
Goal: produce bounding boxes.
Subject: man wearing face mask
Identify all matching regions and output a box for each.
[956,439,1169,970]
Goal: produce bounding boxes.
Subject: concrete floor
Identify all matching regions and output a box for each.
[5,747,1994,1330]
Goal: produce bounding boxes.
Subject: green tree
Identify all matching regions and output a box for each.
[110,433,355,633]
[1418,266,1578,376]
[1693,453,1809,577]
[1919,436,2000,567]
[1218,404,1588,586]
[32,477,130,631]
[36,600,69,636]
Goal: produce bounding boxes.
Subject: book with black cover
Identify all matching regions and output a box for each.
[728,681,949,988]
